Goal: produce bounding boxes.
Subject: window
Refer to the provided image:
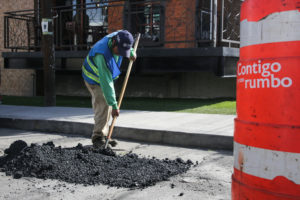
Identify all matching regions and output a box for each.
[54,0,109,49]
[126,0,163,47]
[196,0,213,42]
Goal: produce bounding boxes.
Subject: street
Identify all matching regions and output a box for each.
[0,128,233,200]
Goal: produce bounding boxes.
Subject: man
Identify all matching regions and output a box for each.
[82,30,136,148]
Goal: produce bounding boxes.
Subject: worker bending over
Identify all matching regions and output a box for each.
[82,30,136,148]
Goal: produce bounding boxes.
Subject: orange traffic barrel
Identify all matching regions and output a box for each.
[232,0,300,199]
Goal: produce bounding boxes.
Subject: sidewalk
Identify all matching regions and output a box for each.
[0,105,235,150]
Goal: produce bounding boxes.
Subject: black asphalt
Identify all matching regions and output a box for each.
[0,140,194,188]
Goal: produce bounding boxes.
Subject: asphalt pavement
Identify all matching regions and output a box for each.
[0,105,235,150]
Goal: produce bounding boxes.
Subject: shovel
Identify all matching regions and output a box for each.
[104,33,141,149]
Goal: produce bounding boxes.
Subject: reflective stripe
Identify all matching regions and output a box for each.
[240,10,300,47]
[82,66,100,84]
[86,56,99,76]
[234,142,300,184]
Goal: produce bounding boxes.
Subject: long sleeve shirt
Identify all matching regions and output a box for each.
[92,39,135,110]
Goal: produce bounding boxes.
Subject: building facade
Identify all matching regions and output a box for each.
[1,0,241,98]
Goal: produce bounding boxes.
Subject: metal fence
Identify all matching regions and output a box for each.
[221,0,241,46]
[4,0,241,51]
[4,9,39,51]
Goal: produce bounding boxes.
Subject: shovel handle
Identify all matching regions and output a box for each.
[104,117,117,148]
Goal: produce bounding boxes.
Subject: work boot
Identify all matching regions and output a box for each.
[108,139,118,147]
[92,137,106,149]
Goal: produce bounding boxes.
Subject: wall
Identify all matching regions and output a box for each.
[56,73,89,96]
[107,1,123,33]
[56,71,236,99]
[0,0,35,96]
[121,72,236,99]
[164,0,197,48]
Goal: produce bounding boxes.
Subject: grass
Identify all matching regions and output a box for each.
[121,98,236,115]
[1,96,236,115]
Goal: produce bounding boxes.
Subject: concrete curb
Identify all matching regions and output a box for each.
[0,117,233,150]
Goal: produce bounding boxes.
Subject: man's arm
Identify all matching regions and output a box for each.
[93,54,118,110]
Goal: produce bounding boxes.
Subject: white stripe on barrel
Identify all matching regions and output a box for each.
[240,10,300,48]
[234,142,300,184]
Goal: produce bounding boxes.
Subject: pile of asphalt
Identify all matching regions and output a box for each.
[0,140,193,188]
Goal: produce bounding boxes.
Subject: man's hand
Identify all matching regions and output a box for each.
[112,109,120,118]
[129,52,137,62]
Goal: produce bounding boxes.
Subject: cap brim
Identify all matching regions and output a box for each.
[118,46,131,58]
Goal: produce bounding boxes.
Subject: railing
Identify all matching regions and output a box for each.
[221,0,241,47]
[3,0,241,51]
[4,9,40,51]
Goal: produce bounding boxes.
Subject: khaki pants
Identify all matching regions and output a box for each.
[84,81,112,142]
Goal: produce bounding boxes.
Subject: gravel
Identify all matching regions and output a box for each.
[0,140,193,188]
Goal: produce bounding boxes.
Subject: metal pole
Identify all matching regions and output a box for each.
[213,0,218,47]
[41,0,56,106]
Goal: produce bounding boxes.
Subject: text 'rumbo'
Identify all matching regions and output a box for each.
[237,60,292,89]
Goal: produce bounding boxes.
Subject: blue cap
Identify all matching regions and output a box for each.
[116,30,134,58]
